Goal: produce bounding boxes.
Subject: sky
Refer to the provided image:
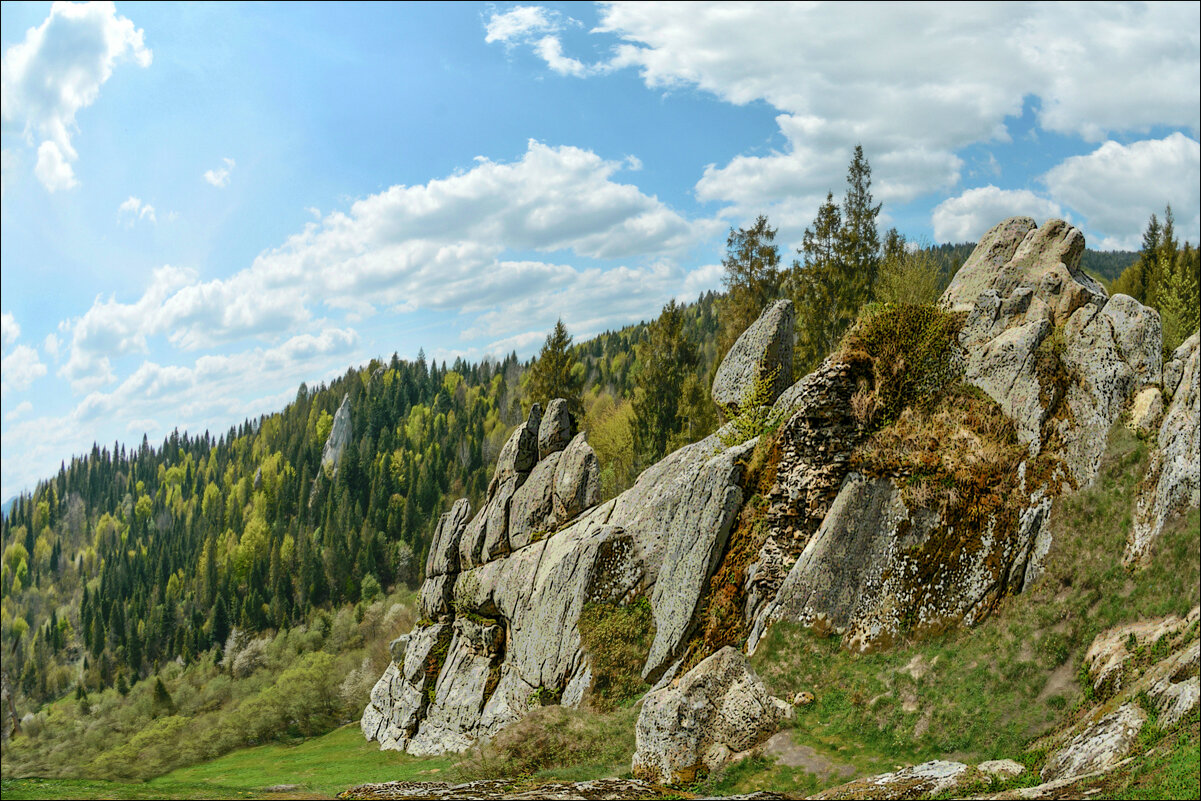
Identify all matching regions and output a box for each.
[1,1,1199,501]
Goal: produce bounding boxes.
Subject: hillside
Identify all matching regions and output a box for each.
[2,221,1198,800]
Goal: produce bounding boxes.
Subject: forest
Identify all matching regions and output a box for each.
[2,147,1198,780]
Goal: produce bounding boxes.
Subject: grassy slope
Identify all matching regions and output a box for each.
[708,424,1200,796]
[1,725,454,800]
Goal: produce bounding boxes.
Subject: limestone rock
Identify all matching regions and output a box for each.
[942,216,1037,314]
[1084,608,1197,698]
[1100,294,1162,387]
[321,394,353,472]
[537,398,573,460]
[644,438,755,678]
[1128,335,1200,565]
[491,406,540,491]
[812,760,972,800]
[1127,387,1164,435]
[1140,638,1200,729]
[480,477,518,563]
[1040,702,1146,782]
[426,499,470,578]
[551,433,601,525]
[341,777,682,800]
[712,299,794,414]
[1163,332,1198,395]
[631,647,789,785]
[978,759,1025,779]
[418,574,456,621]
[507,452,561,551]
[964,318,1052,450]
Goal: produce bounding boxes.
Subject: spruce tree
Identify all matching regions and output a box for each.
[716,215,783,360]
[527,319,583,419]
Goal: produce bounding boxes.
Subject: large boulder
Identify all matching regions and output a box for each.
[1040,703,1147,783]
[712,299,794,414]
[321,394,353,472]
[552,433,601,524]
[631,647,791,785]
[538,398,573,460]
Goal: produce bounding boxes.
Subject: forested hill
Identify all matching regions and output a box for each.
[0,291,721,707]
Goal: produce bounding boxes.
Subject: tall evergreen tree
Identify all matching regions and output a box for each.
[527,319,583,419]
[633,300,698,465]
[716,215,783,360]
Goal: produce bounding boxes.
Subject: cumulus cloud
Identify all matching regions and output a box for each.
[1,312,19,347]
[569,2,1198,233]
[1,1,152,191]
[203,157,235,187]
[1043,133,1201,249]
[932,187,1066,243]
[1,344,47,397]
[56,140,699,390]
[118,195,156,225]
[484,5,589,76]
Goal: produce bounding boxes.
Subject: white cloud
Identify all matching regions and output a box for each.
[203,157,235,187]
[34,140,77,192]
[57,139,697,387]
[43,332,60,360]
[1043,134,1201,250]
[5,401,33,422]
[1,312,19,346]
[484,5,590,76]
[575,2,1200,227]
[118,195,156,225]
[484,6,559,44]
[1,344,47,397]
[1,1,152,191]
[932,187,1065,243]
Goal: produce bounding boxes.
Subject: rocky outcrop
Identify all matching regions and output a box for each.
[321,394,353,472]
[631,647,792,785]
[1128,331,1200,565]
[813,760,974,800]
[750,218,1188,653]
[340,778,751,800]
[1040,703,1147,783]
[712,299,794,414]
[363,394,755,756]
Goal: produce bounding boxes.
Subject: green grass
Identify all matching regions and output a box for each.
[1,725,453,800]
[706,424,1200,797]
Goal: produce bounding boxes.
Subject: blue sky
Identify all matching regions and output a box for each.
[1,1,1199,500]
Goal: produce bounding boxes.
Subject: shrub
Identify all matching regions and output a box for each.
[838,302,963,425]
[719,364,784,448]
[577,596,655,710]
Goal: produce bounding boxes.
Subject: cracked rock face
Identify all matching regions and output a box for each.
[712,298,794,415]
[631,647,791,785]
[320,394,353,472]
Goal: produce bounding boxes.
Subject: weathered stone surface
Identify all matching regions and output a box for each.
[631,647,790,785]
[978,759,1025,778]
[1163,331,1198,395]
[1101,294,1162,387]
[1040,702,1146,782]
[964,318,1052,450]
[712,299,794,414]
[538,398,573,460]
[1128,335,1200,565]
[1140,638,1200,729]
[644,439,755,679]
[1127,387,1164,435]
[426,499,470,578]
[812,759,972,800]
[407,618,505,756]
[1084,608,1198,699]
[418,574,455,621]
[480,476,518,564]
[507,452,562,551]
[321,394,353,472]
[942,216,1037,314]
[491,406,540,490]
[552,433,601,525]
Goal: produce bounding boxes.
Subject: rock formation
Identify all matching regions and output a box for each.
[321,394,353,473]
[631,647,792,785]
[361,216,1201,764]
[712,298,794,415]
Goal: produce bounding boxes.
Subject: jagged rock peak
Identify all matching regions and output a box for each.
[321,393,353,472]
[537,398,573,460]
[712,298,794,415]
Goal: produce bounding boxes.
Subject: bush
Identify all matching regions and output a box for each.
[838,302,963,425]
[577,597,654,710]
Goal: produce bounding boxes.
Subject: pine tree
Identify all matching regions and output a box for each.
[839,144,882,300]
[716,215,783,360]
[527,319,583,419]
[633,300,699,465]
